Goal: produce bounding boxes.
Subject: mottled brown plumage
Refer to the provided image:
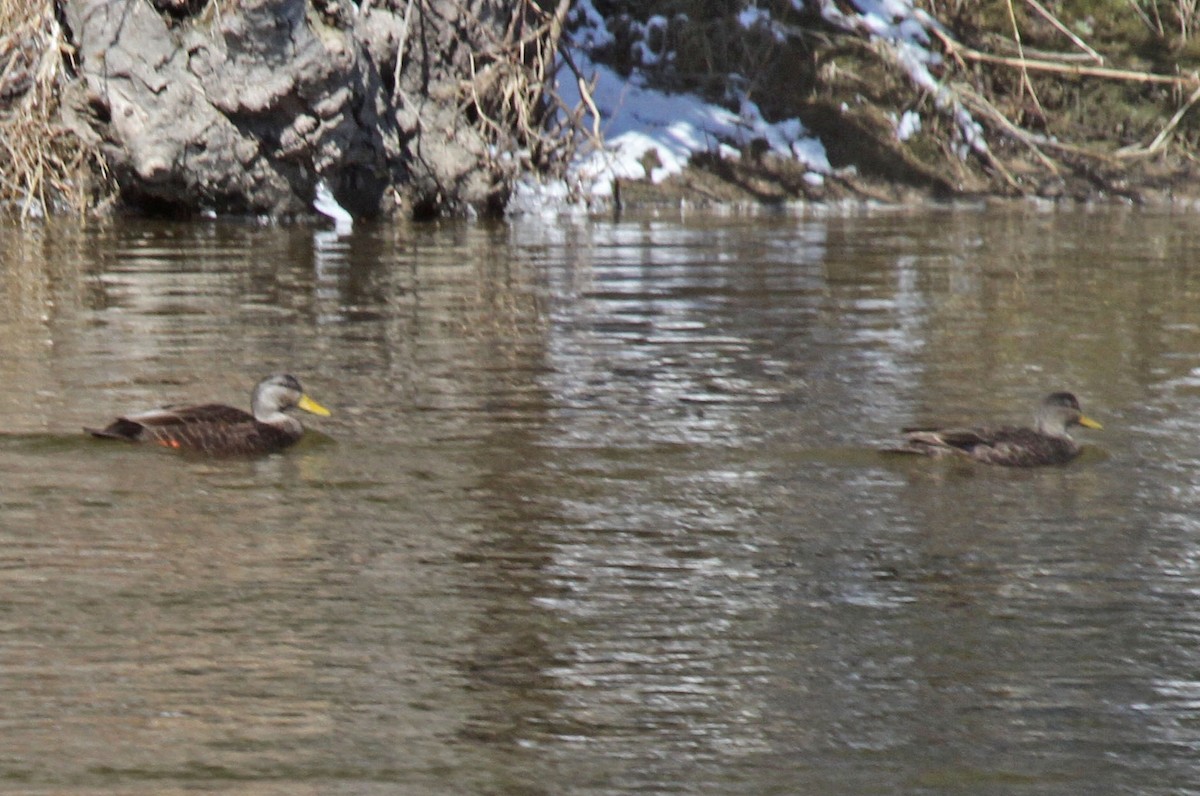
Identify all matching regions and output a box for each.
[86,374,331,456]
[887,392,1102,467]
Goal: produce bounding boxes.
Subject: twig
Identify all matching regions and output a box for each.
[392,0,416,103]
[856,35,1021,189]
[1004,0,1042,117]
[1022,0,1104,64]
[1116,82,1200,158]
[555,44,602,143]
[984,36,1110,63]
[932,26,1200,87]
[953,82,1058,174]
[1123,0,1157,35]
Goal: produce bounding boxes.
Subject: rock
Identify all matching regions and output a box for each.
[59,0,542,218]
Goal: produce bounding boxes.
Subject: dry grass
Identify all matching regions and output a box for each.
[0,0,108,219]
[458,0,595,183]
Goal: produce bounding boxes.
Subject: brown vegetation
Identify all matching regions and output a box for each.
[0,0,109,218]
[587,0,1200,204]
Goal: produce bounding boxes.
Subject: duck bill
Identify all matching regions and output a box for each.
[298,394,332,417]
[1078,415,1102,430]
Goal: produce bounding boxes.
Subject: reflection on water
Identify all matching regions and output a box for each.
[4,206,1200,792]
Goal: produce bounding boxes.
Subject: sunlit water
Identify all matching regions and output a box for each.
[2,205,1200,793]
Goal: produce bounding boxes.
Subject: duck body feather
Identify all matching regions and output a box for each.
[895,424,1082,467]
[86,374,330,457]
[86,403,302,456]
[887,391,1101,468]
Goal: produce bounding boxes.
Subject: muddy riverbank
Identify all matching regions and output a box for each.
[3,0,1199,219]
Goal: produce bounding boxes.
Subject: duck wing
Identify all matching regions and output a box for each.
[896,424,1078,466]
[88,403,251,436]
[958,426,1080,466]
[891,424,993,456]
[137,403,254,426]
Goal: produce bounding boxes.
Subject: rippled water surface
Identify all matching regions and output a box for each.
[3,205,1200,793]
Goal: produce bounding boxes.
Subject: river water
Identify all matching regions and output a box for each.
[1,204,1198,793]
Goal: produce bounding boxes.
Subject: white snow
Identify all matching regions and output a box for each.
[509,0,977,213]
[528,0,833,206]
[896,109,921,141]
[313,179,353,235]
[557,61,831,197]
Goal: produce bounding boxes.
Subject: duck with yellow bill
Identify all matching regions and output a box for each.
[886,391,1102,467]
[86,374,331,456]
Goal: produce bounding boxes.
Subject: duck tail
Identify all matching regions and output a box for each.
[84,418,143,441]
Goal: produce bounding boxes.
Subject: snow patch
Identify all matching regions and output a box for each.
[549,0,829,202]
[510,0,982,214]
[313,179,353,235]
[895,109,921,141]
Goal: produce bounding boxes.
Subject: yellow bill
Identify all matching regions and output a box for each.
[298,394,332,417]
[1078,414,1102,430]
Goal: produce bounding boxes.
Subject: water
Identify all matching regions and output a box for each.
[1,204,1199,793]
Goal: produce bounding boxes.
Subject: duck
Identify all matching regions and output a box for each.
[887,391,1102,467]
[86,374,331,456]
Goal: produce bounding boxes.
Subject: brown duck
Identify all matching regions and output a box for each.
[86,374,331,456]
[888,391,1102,467]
